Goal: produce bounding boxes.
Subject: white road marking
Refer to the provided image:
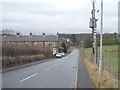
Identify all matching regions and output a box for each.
[44,66,52,71]
[74,67,78,89]
[19,73,38,83]
[54,63,59,66]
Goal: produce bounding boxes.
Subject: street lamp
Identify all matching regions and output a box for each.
[99,0,103,79]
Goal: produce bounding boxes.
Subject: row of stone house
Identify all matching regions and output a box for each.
[1,34,59,49]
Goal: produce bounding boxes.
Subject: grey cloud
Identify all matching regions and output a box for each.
[2,2,82,16]
[1,0,118,34]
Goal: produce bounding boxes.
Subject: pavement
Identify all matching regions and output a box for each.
[2,49,79,88]
[77,51,93,88]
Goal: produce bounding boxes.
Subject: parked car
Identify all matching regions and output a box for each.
[61,52,66,57]
[55,53,62,58]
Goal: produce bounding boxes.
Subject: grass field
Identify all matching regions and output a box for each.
[85,45,119,76]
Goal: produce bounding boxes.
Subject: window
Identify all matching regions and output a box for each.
[34,42,37,46]
[7,42,9,45]
[25,42,28,46]
[12,42,15,45]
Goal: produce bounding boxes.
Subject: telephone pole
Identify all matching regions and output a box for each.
[89,0,98,64]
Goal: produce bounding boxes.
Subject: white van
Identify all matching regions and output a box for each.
[53,48,57,57]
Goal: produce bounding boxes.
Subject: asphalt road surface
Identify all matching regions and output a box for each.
[2,49,79,88]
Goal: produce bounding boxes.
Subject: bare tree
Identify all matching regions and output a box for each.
[1,29,15,35]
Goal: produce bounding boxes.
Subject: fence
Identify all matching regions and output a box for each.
[81,47,118,88]
[84,48,118,79]
[81,45,118,78]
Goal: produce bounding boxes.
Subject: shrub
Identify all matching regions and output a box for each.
[2,45,52,67]
[2,46,52,58]
[2,54,45,67]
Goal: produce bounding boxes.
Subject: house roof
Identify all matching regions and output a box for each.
[1,35,58,42]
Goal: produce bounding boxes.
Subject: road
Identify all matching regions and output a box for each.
[2,49,79,88]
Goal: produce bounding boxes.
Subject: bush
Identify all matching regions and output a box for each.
[2,46,52,67]
[2,46,52,58]
[2,54,45,67]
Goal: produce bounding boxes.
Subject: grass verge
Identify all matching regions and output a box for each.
[83,54,118,88]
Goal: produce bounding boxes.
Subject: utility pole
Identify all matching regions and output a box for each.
[99,0,103,79]
[89,0,98,64]
[93,0,98,64]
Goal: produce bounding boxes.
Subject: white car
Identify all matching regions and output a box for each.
[55,53,62,58]
[61,52,66,57]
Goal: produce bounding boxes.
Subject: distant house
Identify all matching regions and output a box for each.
[1,34,59,49]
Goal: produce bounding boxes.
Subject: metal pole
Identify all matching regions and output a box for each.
[99,0,103,79]
[92,29,94,54]
[91,1,94,55]
[94,29,98,64]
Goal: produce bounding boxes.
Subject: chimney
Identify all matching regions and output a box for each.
[43,33,45,35]
[16,33,20,37]
[30,33,32,37]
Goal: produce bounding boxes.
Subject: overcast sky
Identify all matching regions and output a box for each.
[0,0,119,35]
